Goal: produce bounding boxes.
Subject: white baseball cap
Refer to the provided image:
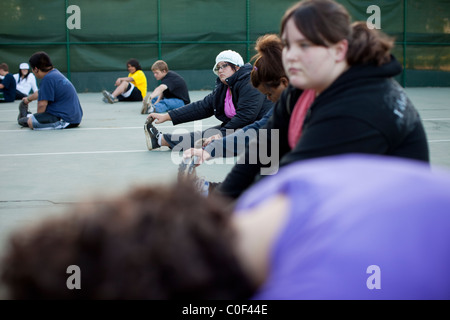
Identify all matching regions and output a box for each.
[19,63,29,70]
[213,50,244,75]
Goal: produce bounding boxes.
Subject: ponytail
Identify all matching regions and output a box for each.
[250,34,285,89]
[347,22,394,66]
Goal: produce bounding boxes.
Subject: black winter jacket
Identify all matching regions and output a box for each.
[217,56,430,198]
[168,64,273,136]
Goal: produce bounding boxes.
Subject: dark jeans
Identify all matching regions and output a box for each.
[15,91,27,100]
[162,124,223,150]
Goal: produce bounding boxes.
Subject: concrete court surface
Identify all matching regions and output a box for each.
[0,87,449,266]
[0,90,233,254]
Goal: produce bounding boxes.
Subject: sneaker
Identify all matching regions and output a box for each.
[141,95,154,114]
[147,104,155,114]
[18,101,31,120]
[144,117,161,150]
[178,138,207,180]
[102,90,116,104]
[177,161,210,197]
[194,176,210,197]
[178,156,199,181]
[18,117,29,127]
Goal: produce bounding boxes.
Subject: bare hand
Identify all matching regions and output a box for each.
[22,97,30,105]
[147,113,170,124]
[183,148,211,166]
[203,134,222,147]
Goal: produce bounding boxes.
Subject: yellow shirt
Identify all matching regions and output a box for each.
[128,70,147,98]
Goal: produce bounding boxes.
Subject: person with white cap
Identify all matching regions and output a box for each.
[13,62,38,100]
[144,49,273,151]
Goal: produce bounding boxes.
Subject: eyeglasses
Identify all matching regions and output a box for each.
[214,63,230,72]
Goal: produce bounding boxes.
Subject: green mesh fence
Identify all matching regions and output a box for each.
[1,0,449,92]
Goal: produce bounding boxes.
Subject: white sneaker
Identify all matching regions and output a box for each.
[195,177,210,197]
[141,95,154,114]
[102,90,116,104]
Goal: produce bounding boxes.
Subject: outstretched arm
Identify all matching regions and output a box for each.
[22,91,39,105]
[149,84,168,104]
[147,112,171,124]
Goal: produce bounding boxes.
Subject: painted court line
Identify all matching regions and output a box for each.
[0,150,149,157]
[0,124,200,133]
[1,139,449,158]
[0,119,447,133]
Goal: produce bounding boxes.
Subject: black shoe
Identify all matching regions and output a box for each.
[177,158,210,196]
[144,117,161,150]
[18,101,30,120]
[18,117,29,127]
[178,156,198,181]
[177,138,206,181]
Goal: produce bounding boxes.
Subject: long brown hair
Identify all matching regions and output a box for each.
[1,182,255,299]
[127,58,142,71]
[250,34,286,88]
[280,0,394,66]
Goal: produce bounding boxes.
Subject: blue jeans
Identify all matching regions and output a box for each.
[31,113,69,130]
[162,124,223,149]
[152,97,184,113]
[30,113,79,130]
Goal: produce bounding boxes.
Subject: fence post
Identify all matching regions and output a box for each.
[402,0,407,87]
[157,0,162,60]
[65,0,71,81]
[246,0,251,62]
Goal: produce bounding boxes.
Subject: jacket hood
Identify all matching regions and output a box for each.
[341,55,402,83]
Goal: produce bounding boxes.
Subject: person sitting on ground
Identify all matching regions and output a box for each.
[140,60,190,114]
[18,52,83,130]
[213,0,430,199]
[0,63,16,103]
[102,58,147,104]
[13,62,38,100]
[1,155,450,300]
[180,34,288,196]
[183,34,287,166]
[144,50,273,151]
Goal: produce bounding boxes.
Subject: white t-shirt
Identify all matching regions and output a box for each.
[13,73,38,95]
